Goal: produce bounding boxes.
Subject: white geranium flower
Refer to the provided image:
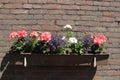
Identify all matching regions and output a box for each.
[64,24,72,29]
[62,36,66,40]
[68,37,78,43]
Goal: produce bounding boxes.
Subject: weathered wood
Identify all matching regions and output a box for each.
[9,53,109,67]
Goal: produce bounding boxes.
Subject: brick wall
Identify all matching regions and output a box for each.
[0,0,120,80]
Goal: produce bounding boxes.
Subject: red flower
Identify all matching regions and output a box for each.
[17,30,27,38]
[9,32,18,39]
[93,35,107,46]
[30,31,38,38]
[39,32,51,42]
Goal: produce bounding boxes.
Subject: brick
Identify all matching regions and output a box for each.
[61,5,79,10]
[47,10,66,15]
[0,53,7,58]
[96,70,120,76]
[0,47,9,53]
[106,43,120,48]
[0,25,12,30]
[103,12,120,17]
[90,27,107,32]
[75,0,93,5]
[47,0,57,3]
[0,4,3,8]
[29,0,47,3]
[111,54,120,59]
[93,77,102,80]
[102,76,120,80]
[15,15,33,20]
[80,16,98,21]
[12,25,32,30]
[57,0,74,4]
[80,6,98,10]
[0,14,14,19]
[106,33,120,38]
[42,4,61,9]
[0,41,9,47]
[56,20,75,26]
[44,15,62,20]
[3,3,22,9]
[99,17,115,22]
[108,38,120,43]
[62,15,80,20]
[23,4,32,9]
[93,1,110,6]
[85,11,102,16]
[29,10,48,14]
[32,4,41,8]
[98,6,120,12]
[76,32,89,38]
[97,65,111,70]
[0,9,10,14]
[67,11,85,15]
[0,20,36,25]
[116,17,120,21]
[76,21,101,27]
[31,25,41,31]
[107,71,120,76]
[108,48,120,54]
[74,26,90,31]
[33,15,43,19]
[0,0,9,3]
[37,20,55,25]
[102,22,118,27]
[9,0,27,3]
[11,9,28,14]
[98,7,108,11]
[103,0,114,1]
[0,30,10,36]
[110,65,120,70]
[40,26,61,31]
[113,7,120,12]
[107,28,120,32]
[110,2,120,7]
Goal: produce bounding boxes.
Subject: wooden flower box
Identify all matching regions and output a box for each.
[9,53,109,67]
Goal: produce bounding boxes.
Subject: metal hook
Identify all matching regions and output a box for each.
[24,57,27,67]
[93,57,96,67]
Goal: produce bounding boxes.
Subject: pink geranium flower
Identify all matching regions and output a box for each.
[17,30,27,38]
[30,31,38,38]
[39,32,51,42]
[9,32,18,39]
[93,35,107,46]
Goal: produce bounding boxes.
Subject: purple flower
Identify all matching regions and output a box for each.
[49,35,65,53]
[82,37,93,53]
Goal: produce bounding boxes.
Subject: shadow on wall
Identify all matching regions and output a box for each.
[0,53,97,80]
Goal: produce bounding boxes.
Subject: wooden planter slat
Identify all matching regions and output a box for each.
[9,53,109,67]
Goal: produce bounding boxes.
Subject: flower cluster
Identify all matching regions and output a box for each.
[9,30,51,53]
[9,25,107,55]
[82,35,107,54]
[92,35,107,46]
[9,30,27,39]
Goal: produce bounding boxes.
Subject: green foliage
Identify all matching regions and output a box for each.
[9,37,37,53]
[67,31,74,38]
[22,37,37,53]
[69,42,84,55]
[91,44,104,54]
[10,38,24,53]
[32,41,50,54]
[59,46,67,55]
